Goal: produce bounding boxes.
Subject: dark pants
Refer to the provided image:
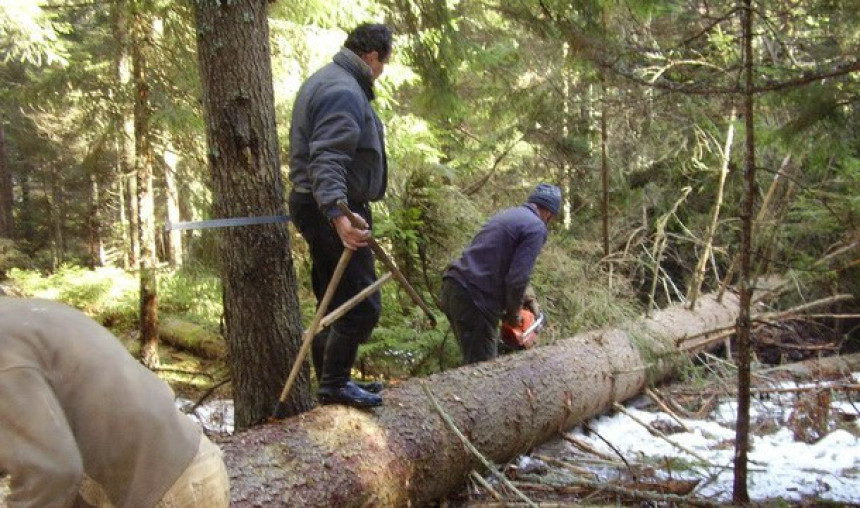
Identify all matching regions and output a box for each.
[289,192,381,388]
[440,278,498,364]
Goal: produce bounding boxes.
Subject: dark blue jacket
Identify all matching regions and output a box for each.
[445,204,548,321]
[288,48,388,219]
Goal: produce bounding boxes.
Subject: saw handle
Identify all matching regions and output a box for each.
[336,202,437,328]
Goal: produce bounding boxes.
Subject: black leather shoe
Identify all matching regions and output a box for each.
[355,380,384,393]
[318,381,382,408]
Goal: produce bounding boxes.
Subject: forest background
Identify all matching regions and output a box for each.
[0,0,858,475]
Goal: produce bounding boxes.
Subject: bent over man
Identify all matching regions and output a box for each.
[288,23,393,408]
[441,183,562,364]
[0,297,230,508]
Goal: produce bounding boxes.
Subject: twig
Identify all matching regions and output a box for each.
[646,388,692,432]
[580,423,634,476]
[470,470,504,502]
[533,454,596,477]
[677,293,856,347]
[421,382,538,508]
[188,377,231,414]
[153,367,214,379]
[563,475,723,508]
[612,403,736,471]
[562,432,619,462]
[669,383,860,397]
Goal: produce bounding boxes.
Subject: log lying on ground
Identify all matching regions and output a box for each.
[222,293,741,506]
[159,318,226,360]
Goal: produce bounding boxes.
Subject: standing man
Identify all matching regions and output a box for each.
[0,297,230,508]
[440,183,562,364]
[288,24,393,408]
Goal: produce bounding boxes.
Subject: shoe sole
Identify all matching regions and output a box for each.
[318,396,382,408]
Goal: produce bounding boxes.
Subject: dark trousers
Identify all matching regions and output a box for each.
[440,278,498,364]
[289,193,381,388]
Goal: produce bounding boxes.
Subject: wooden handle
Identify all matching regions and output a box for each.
[336,202,437,327]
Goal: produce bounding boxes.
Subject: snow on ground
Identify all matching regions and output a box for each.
[561,375,860,503]
[177,397,235,436]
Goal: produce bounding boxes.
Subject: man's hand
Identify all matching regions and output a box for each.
[332,214,370,250]
[523,285,541,316]
[503,310,523,328]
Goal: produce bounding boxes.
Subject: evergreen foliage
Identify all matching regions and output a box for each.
[0,0,857,378]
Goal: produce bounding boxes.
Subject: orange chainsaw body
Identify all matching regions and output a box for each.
[500,308,539,349]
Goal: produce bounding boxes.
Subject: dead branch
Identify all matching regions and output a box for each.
[469,470,503,502]
[422,382,538,508]
[646,388,692,432]
[612,403,726,470]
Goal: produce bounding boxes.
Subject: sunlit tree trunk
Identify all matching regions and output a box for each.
[0,121,15,238]
[194,0,310,429]
[48,166,65,269]
[733,0,755,502]
[88,176,105,267]
[115,0,138,270]
[0,121,13,238]
[599,6,610,258]
[163,143,182,266]
[132,0,159,368]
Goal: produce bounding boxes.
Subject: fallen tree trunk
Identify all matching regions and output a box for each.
[223,293,745,506]
[159,317,226,360]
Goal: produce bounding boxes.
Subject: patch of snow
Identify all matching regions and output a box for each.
[176,397,234,435]
[567,376,860,503]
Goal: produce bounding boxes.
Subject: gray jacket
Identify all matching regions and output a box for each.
[288,48,388,219]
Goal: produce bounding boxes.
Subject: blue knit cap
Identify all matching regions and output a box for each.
[527,183,562,215]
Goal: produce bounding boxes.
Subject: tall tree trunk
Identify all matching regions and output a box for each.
[115,0,138,270]
[0,121,13,238]
[48,166,65,269]
[733,0,756,502]
[600,6,610,258]
[88,175,105,268]
[223,293,741,506]
[194,0,310,429]
[163,144,182,266]
[19,173,33,247]
[132,1,159,368]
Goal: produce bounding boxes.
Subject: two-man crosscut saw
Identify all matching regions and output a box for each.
[162,209,437,419]
[164,215,291,231]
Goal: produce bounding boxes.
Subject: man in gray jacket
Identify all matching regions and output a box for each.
[288,24,393,408]
[0,297,230,507]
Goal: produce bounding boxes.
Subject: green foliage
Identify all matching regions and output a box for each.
[530,234,640,342]
[154,264,223,327]
[8,265,139,328]
[7,265,223,333]
[0,239,32,277]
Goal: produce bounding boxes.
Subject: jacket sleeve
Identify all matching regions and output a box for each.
[503,226,547,320]
[306,88,365,219]
[0,367,84,508]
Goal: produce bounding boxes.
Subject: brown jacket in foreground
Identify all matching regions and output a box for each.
[0,297,200,508]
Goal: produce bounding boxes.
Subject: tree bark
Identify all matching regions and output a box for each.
[194,0,310,430]
[733,1,756,502]
[163,143,182,266]
[0,122,14,238]
[114,0,138,270]
[223,293,741,506]
[132,1,159,369]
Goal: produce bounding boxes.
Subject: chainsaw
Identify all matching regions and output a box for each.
[500,308,545,350]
